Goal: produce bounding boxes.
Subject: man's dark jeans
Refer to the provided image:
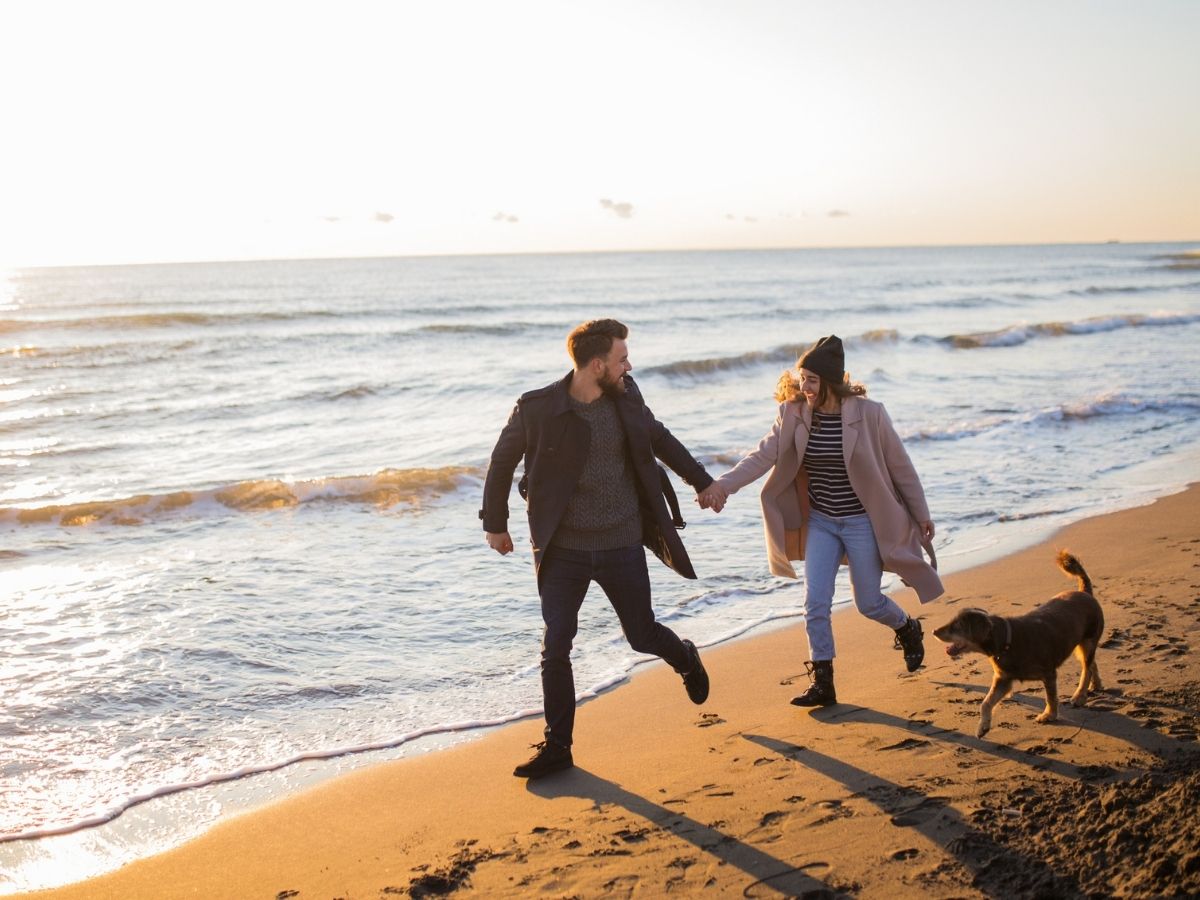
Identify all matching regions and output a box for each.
[538,544,690,747]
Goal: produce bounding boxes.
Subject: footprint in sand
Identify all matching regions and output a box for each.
[589,847,633,857]
[613,826,651,844]
[811,799,854,826]
[749,810,792,843]
[696,712,725,727]
[601,874,639,898]
[877,737,932,752]
[889,797,948,827]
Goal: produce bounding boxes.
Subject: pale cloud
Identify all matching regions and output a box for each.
[492,212,519,224]
[374,211,395,223]
[600,198,634,219]
[827,209,851,218]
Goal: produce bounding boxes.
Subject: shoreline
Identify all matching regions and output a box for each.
[0,457,1184,884]
[11,482,1200,898]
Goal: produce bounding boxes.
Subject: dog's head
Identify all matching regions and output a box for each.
[932,608,994,658]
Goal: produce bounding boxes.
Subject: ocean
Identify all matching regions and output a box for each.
[2,243,1199,889]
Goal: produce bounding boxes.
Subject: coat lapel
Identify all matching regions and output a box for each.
[841,396,862,466]
[793,400,812,459]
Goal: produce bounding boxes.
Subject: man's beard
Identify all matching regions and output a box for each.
[598,370,626,396]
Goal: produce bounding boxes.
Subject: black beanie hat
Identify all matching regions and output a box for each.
[798,335,845,383]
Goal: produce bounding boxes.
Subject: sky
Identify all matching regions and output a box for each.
[1,0,1197,267]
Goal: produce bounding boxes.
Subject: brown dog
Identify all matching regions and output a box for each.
[933,550,1103,738]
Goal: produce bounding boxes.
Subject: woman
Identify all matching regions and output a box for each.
[699,335,942,706]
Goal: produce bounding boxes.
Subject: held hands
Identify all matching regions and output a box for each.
[486,531,514,555]
[696,483,728,513]
[920,521,935,542]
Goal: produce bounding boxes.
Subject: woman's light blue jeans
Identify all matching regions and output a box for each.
[804,510,907,661]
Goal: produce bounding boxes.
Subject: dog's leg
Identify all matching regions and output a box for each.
[978,676,1011,738]
[1086,639,1103,692]
[1089,657,1103,692]
[1069,645,1091,706]
[1036,670,1059,723]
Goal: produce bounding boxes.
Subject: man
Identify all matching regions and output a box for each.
[480,318,714,779]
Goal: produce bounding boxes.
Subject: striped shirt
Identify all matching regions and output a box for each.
[802,411,866,517]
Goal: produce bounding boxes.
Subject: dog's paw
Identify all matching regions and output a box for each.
[1035,710,1058,724]
[1068,694,1087,707]
[976,722,991,739]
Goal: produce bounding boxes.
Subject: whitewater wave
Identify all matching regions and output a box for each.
[0,466,477,527]
[900,392,1200,442]
[1072,281,1200,296]
[0,310,333,335]
[0,313,216,334]
[900,416,1010,442]
[1158,250,1200,270]
[0,705,544,845]
[939,311,1200,349]
[418,321,558,336]
[1040,393,1200,423]
[2,344,40,357]
[645,329,900,378]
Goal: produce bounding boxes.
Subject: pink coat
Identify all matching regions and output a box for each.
[715,395,944,603]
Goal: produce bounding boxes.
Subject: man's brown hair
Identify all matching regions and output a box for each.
[567,318,629,367]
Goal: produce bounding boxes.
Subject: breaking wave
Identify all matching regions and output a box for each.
[0,310,328,335]
[645,329,899,378]
[938,311,1200,349]
[1158,250,1200,270]
[900,393,1200,442]
[417,322,558,336]
[0,466,477,527]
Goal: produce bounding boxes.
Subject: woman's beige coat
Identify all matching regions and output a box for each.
[715,395,944,604]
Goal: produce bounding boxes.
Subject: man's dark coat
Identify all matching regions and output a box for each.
[479,372,713,579]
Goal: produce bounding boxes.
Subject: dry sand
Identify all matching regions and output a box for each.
[16,486,1200,899]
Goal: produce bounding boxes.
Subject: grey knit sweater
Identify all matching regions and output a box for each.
[551,394,643,550]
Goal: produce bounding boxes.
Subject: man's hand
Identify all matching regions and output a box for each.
[696,483,728,513]
[486,531,514,555]
[920,521,935,542]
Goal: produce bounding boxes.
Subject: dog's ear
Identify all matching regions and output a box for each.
[964,609,993,639]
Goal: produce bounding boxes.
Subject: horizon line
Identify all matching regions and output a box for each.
[7,237,1199,272]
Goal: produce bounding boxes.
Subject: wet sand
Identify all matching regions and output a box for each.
[15,486,1200,899]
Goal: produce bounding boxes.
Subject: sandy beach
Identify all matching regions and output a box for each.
[16,485,1200,899]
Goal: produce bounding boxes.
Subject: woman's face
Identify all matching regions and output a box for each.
[797,367,822,405]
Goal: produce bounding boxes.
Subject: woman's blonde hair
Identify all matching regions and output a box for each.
[774,369,868,406]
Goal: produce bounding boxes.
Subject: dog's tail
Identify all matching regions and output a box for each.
[1056,549,1093,595]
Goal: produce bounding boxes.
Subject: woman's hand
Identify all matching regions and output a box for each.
[697,483,728,513]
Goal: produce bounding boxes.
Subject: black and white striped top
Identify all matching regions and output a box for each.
[802,411,866,517]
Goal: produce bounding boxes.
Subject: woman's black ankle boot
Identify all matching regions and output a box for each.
[791,660,836,707]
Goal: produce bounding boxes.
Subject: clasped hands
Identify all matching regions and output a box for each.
[696,483,728,513]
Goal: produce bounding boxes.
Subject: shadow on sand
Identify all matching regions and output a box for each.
[743,731,1081,898]
[528,767,841,898]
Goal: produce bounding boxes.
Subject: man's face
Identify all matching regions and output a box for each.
[597,338,631,394]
